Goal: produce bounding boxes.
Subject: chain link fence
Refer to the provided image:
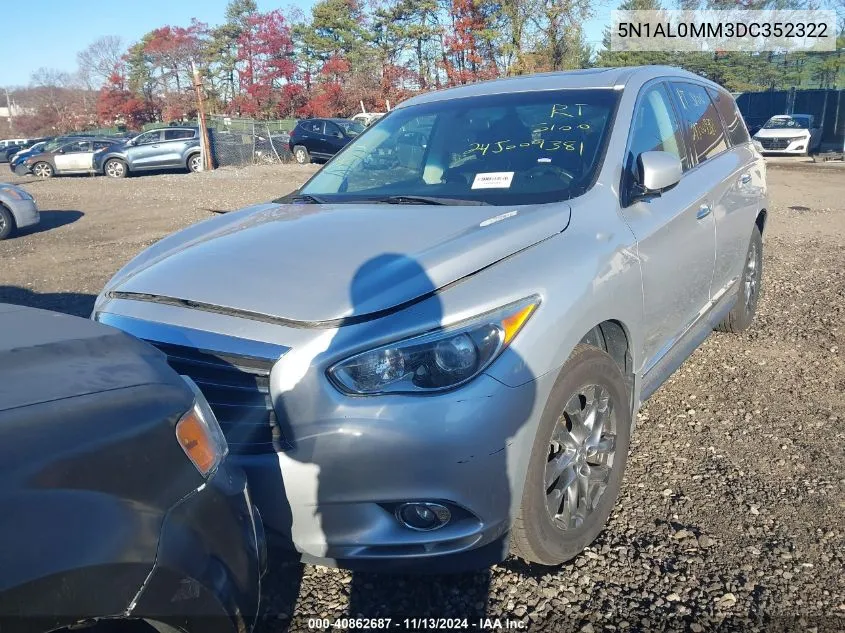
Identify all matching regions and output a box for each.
[205,115,297,167]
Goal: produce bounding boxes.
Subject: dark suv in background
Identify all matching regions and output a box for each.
[94,127,202,177]
[288,118,365,164]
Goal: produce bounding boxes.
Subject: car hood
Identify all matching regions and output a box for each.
[0,304,186,412]
[754,128,810,138]
[105,201,570,325]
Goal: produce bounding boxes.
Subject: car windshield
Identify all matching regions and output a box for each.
[299,89,618,206]
[338,121,366,136]
[764,116,810,129]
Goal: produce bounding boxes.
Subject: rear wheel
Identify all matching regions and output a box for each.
[293,145,310,165]
[32,162,53,178]
[104,158,127,178]
[715,224,763,334]
[511,344,632,566]
[188,153,203,172]
[0,205,15,240]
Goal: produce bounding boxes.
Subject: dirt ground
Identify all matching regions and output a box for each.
[1,160,843,632]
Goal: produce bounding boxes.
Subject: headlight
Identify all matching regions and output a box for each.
[0,186,32,200]
[176,377,228,477]
[328,296,540,395]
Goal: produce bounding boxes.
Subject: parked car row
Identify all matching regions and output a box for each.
[10,128,203,179]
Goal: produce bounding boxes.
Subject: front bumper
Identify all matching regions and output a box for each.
[7,198,39,229]
[92,154,108,173]
[755,136,811,154]
[95,307,553,572]
[131,462,265,632]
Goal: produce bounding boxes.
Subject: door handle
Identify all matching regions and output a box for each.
[696,204,712,220]
[739,173,751,185]
[151,144,160,148]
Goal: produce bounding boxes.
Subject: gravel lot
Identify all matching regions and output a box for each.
[1,161,843,632]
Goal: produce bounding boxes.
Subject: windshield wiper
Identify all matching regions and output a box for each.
[375,195,490,206]
[282,193,327,204]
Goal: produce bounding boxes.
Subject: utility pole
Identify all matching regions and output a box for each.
[3,88,13,135]
[191,60,213,171]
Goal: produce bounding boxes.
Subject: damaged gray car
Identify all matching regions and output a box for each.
[93,66,768,570]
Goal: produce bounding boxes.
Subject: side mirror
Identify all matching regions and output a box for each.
[637,151,682,195]
[57,148,65,154]
[129,139,137,146]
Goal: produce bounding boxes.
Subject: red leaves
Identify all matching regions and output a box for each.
[442,0,499,86]
[234,9,297,116]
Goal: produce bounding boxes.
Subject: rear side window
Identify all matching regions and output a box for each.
[671,82,728,164]
[63,141,92,153]
[164,129,195,140]
[94,141,112,150]
[707,88,750,147]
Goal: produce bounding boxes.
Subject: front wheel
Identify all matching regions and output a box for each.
[0,205,14,240]
[188,153,203,173]
[32,162,53,178]
[293,145,310,165]
[104,158,127,178]
[715,224,763,334]
[511,344,632,566]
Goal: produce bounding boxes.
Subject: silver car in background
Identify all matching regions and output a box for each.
[0,183,39,240]
[93,66,768,570]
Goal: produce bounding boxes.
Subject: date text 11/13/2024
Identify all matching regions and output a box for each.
[307,617,529,630]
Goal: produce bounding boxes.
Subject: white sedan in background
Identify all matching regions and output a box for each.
[23,138,117,178]
[752,114,822,155]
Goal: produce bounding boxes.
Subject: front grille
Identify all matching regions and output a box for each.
[759,137,791,150]
[149,341,286,454]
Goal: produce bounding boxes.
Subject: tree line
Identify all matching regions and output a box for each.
[4,0,844,137]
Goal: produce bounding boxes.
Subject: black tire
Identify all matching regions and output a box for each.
[293,145,310,165]
[715,224,763,334]
[104,158,128,178]
[511,344,632,566]
[32,161,53,178]
[187,153,203,173]
[0,205,14,240]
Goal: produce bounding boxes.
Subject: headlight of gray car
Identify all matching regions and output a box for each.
[328,296,540,395]
[0,186,32,201]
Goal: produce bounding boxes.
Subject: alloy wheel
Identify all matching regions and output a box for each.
[106,161,125,178]
[545,384,617,531]
[744,241,758,313]
[189,155,202,172]
[295,149,307,164]
[33,163,52,178]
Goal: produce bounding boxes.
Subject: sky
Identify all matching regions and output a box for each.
[0,0,610,88]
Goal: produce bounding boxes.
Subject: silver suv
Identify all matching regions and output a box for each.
[93,66,767,570]
[94,127,202,177]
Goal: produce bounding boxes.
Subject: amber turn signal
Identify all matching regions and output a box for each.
[176,407,223,476]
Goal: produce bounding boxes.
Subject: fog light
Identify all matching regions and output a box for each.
[396,502,451,531]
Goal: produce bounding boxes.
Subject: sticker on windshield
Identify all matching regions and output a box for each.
[471,172,514,189]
